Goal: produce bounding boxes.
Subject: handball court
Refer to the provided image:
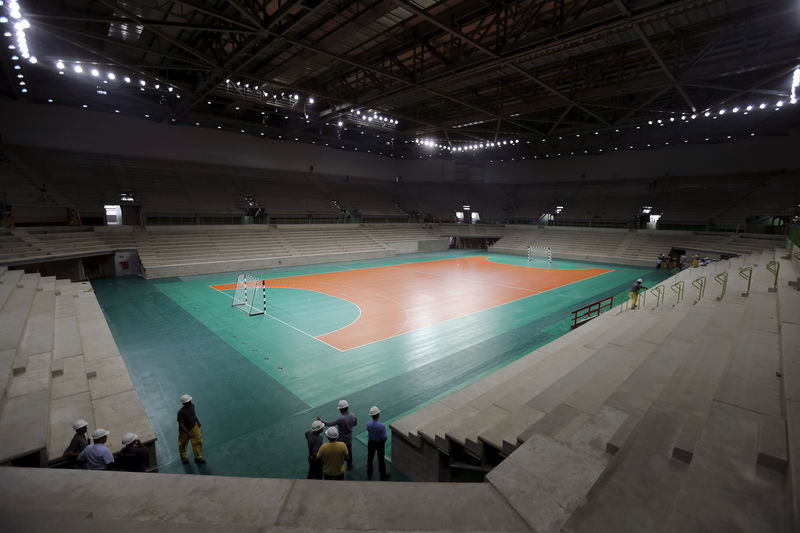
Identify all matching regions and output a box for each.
[91,251,669,479]
[210,256,611,351]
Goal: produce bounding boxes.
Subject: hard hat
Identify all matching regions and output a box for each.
[180,394,192,404]
[326,426,339,439]
[636,278,643,283]
[337,399,349,409]
[72,419,88,430]
[369,406,381,416]
[121,432,138,446]
[91,428,109,440]
[311,420,325,432]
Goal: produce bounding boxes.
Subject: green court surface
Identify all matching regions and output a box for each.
[91,250,671,480]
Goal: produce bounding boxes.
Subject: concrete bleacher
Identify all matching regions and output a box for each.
[0,227,138,267]
[0,244,794,532]
[134,224,451,278]
[0,267,155,468]
[391,246,796,531]
[491,226,785,266]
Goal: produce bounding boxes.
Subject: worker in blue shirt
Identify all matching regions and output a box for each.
[366,405,389,480]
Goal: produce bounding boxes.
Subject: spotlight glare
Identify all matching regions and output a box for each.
[74,65,83,73]
[107,72,115,80]
[90,68,99,77]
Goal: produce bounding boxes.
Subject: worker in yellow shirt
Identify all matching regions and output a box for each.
[316,426,349,480]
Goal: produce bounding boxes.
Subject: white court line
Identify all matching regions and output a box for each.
[209,284,344,352]
[208,257,614,352]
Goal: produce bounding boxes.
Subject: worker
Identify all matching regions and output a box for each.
[319,399,357,471]
[630,278,648,310]
[316,426,349,480]
[77,428,114,470]
[116,433,149,472]
[305,420,325,479]
[63,419,89,468]
[366,405,389,481]
[177,394,205,464]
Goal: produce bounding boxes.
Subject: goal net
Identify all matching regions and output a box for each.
[232,274,266,316]
[527,245,552,264]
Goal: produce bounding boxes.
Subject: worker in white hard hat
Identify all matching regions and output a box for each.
[305,420,326,479]
[366,406,389,481]
[316,426,349,480]
[319,399,357,470]
[630,278,648,310]
[62,419,90,468]
[77,428,114,470]
[116,432,149,472]
[177,394,206,464]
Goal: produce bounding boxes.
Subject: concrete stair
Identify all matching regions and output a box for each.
[392,246,794,532]
[0,270,156,468]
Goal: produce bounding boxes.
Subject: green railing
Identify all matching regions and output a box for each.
[714,271,728,300]
[671,281,685,305]
[766,260,780,290]
[739,266,752,296]
[649,285,665,307]
[692,276,706,301]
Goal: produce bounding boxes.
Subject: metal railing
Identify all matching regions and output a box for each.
[691,276,706,301]
[670,280,685,305]
[766,260,780,290]
[649,285,665,307]
[714,271,728,300]
[739,266,752,296]
[571,296,614,328]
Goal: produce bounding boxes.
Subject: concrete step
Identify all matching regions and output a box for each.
[487,406,629,533]
[0,389,49,464]
[0,274,40,356]
[0,269,24,311]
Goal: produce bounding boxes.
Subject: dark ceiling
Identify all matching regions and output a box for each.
[1,0,799,160]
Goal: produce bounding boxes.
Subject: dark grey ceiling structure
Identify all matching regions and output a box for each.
[1,0,799,159]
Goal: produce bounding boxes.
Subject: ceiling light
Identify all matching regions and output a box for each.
[90,68,99,77]
[107,72,115,80]
[308,97,314,104]
[74,65,83,73]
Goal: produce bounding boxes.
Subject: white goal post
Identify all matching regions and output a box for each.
[232,274,267,316]
[527,245,552,264]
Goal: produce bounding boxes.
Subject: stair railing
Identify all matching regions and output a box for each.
[766,260,779,291]
[692,276,706,301]
[649,285,665,307]
[738,266,752,296]
[670,280,684,305]
[714,271,728,300]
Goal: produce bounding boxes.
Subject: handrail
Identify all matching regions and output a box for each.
[670,280,684,305]
[571,296,614,328]
[766,260,779,290]
[714,271,728,300]
[692,276,706,301]
[739,266,752,296]
[649,285,665,307]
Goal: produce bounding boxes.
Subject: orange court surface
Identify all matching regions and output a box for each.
[211,255,611,351]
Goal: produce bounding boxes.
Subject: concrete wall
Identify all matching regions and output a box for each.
[2,100,798,185]
[143,249,395,279]
[387,239,450,254]
[0,101,413,182]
